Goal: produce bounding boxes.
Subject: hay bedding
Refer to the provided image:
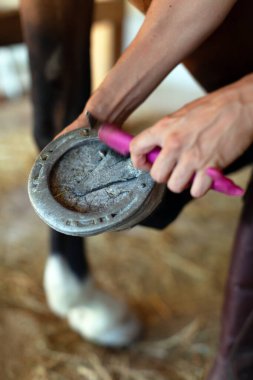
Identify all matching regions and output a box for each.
[0,97,249,380]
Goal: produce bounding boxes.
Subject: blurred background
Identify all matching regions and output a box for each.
[0,1,250,379]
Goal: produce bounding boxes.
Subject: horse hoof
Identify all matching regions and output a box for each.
[67,293,141,347]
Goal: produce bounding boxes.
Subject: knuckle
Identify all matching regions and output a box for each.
[165,132,182,151]
[142,126,152,138]
[130,136,145,154]
[146,125,162,139]
[129,139,137,153]
[152,119,172,136]
[181,151,198,167]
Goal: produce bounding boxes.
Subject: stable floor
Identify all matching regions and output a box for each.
[0,95,250,380]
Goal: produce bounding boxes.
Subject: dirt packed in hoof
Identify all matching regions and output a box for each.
[0,97,250,380]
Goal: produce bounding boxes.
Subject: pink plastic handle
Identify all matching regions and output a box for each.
[98,124,245,197]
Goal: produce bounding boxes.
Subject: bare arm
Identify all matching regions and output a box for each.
[65,0,236,131]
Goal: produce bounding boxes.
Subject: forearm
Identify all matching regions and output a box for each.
[86,0,237,124]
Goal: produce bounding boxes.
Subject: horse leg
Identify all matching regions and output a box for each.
[20,0,140,347]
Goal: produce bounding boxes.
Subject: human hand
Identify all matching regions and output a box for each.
[130,74,253,198]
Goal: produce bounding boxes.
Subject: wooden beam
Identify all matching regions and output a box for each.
[0,10,22,46]
[94,0,124,23]
[0,0,124,46]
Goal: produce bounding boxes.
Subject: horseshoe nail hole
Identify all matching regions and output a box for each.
[111,213,117,218]
[98,150,108,160]
[32,163,43,180]
[141,183,146,188]
[41,154,49,161]
[79,129,89,136]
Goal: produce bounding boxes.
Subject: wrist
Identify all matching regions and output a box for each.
[85,36,173,125]
[237,73,253,128]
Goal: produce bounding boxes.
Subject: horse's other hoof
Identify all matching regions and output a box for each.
[67,290,141,347]
[44,255,141,347]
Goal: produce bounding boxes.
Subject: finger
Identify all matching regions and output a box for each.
[131,153,152,172]
[130,126,163,157]
[130,130,160,170]
[149,147,177,183]
[167,158,195,193]
[190,169,212,198]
